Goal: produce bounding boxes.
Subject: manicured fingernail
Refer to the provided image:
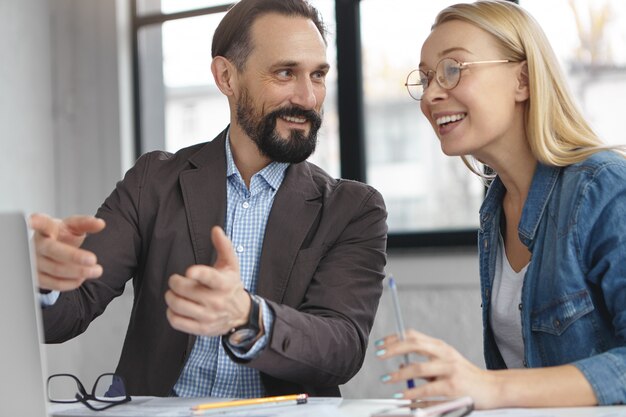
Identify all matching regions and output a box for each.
[374,339,385,347]
[380,374,391,382]
[375,349,386,356]
[393,393,404,399]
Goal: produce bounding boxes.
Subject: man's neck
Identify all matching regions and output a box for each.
[228,125,272,188]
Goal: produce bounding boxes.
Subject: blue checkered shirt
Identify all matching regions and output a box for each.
[172,134,287,398]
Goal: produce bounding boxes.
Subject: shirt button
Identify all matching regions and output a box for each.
[236,245,244,253]
[518,303,523,310]
[242,201,250,209]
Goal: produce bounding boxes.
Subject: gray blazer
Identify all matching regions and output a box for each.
[42,129,388,397]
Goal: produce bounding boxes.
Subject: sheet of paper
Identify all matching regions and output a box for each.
[470,407,626,417]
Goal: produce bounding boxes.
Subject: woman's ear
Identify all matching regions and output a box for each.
[515,61,530,102]
[211,56,237,96]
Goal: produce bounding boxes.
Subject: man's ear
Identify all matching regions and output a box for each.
[515,61,529,102]
[211,56,238,96]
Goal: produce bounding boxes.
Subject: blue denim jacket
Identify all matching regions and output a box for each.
[478,150,626,405]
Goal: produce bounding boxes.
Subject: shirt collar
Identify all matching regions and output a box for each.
[225,130,289,192]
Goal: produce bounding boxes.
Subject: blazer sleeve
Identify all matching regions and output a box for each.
[229,185,388,388]
[41,153,149,343]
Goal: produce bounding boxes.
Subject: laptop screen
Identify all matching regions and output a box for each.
[0,212,49,417]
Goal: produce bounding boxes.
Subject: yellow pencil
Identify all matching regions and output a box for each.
[191,393,308,412]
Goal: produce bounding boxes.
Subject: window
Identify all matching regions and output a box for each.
[521,0,626,147]
[132,0,626,248]
[360,0,482,239]
[134,0,340,178]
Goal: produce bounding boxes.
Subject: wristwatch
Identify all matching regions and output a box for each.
[226,292,262,349]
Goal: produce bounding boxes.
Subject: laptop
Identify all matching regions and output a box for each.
[0,212,50,417]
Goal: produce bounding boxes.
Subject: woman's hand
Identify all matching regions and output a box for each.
[375,329,501,409]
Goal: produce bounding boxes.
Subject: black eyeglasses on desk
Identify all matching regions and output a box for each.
[47,373,131,411]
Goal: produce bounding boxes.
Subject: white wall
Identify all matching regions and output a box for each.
[341,249,483,398]
[1,0,484,398]
[0,0,56,215]
[49,0,134,217]
[0,0,135,388]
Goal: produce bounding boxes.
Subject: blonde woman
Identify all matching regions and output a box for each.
[376,0,626,409]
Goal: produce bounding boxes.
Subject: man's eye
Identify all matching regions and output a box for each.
[312,71,327,81]
[276,69,293,78]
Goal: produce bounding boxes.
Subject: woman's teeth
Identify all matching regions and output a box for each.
[436,113,466,126]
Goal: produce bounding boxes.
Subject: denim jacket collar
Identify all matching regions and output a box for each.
[518,163,560,247]
[479,163,560,248]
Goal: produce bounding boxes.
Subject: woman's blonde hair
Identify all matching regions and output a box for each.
[432,0,624,177]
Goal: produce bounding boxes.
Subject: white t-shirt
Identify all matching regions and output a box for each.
[490,234,529,368]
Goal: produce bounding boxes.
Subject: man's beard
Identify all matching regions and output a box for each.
[236,89,322,163]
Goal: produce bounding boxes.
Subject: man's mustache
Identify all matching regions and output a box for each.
[267,106,322,129]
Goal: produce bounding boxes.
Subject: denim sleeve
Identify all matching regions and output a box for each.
[574,349,626,405]
[574,159,626,405]
[226,298,274,360]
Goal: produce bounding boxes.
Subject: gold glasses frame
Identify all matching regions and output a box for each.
[405,57,513,101]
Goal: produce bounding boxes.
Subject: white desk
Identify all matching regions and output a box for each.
[340,399,626,416]
[49,397,626,417]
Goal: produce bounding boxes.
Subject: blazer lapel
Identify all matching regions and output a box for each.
[257,162,322,302]
[179,131,228,266]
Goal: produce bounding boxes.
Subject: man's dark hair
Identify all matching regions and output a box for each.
[211,0,327,71]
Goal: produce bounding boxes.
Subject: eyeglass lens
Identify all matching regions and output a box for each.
[47,374,85,403]
[92,373,125,401]
[405,58,462,100]
[48,373,128,406]
[439,58,462,89]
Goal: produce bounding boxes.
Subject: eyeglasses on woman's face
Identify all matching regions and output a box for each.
[405,57,513,101]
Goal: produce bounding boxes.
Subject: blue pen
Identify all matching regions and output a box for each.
[388,275,416,389]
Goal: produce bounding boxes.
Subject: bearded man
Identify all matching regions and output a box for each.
[32,0,387,399]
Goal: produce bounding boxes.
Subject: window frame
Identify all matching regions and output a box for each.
[130,0,484,249]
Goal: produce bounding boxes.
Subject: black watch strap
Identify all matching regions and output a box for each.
[226,292,262,349]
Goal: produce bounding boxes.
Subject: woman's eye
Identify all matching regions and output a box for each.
[445,65,460,78]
